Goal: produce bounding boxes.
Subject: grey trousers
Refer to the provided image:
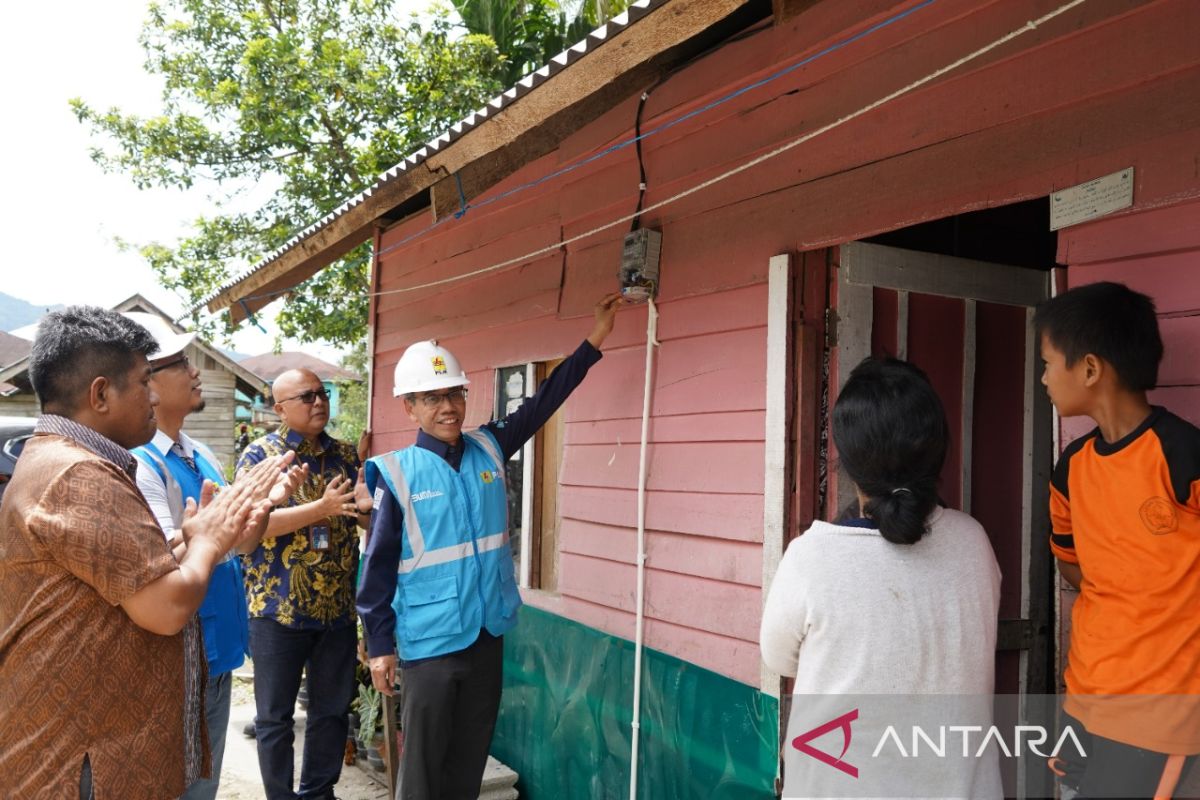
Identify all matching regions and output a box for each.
[79,755,92,800]
[396,632,504,800]
[182,670,233,800]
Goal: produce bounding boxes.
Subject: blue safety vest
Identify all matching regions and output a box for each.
[365,429,521,661]
[133,440,249,676]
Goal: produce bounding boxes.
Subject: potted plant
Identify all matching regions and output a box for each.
[354,683,385,771]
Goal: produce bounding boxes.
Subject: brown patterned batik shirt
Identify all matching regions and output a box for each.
[0,418,209,799]
[237,425,361,629]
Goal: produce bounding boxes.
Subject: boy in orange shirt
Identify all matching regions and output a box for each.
[1036,281,1200,798]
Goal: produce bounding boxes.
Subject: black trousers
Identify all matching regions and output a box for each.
[397,632,504,800]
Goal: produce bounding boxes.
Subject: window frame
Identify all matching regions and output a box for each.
[494,362,538,589]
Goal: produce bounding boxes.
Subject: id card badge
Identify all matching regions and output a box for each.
[311,525,331,551]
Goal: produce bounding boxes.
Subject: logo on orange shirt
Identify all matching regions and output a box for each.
[1140,496,1178,534]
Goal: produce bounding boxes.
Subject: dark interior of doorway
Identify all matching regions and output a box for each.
[864,197,1059,702]
[860,198,1060,798]
[865,197,1056,270]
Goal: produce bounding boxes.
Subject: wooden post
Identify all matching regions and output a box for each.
[382,692,400,796]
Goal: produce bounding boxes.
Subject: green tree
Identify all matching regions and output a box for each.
[451,0,632,87]
[73,0,503,346]
[76,0,631,348]
[329,340,369,442]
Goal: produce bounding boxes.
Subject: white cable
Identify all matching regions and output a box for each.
[629,296,659,800]
[369,0,1087,300]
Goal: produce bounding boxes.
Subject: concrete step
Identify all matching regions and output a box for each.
[480,755,519,796]
[478,788,519,800]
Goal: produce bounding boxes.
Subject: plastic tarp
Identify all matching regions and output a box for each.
[492,606,778,799]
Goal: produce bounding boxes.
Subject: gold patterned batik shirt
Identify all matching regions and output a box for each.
[237,426,361,629]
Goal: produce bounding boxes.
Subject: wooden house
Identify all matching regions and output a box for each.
[0,295,268,471]
[204,1,1200,796]
[238,350,362,419]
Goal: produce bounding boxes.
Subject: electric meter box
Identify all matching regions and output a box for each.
[618,228,662,303]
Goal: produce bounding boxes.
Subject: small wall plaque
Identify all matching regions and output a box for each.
[1049,167,1134,231]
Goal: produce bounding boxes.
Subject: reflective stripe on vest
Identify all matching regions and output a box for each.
[132,443,185,530]
[375,429,508,574]
[368,428,520,659]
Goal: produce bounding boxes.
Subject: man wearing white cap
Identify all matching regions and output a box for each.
[357,293,622,800]
[126,312,263,800]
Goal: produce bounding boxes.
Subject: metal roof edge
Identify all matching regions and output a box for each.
[199,0,667,311]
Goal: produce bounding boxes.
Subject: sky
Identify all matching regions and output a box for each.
[0,0,426,362]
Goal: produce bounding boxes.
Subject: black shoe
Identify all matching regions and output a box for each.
[243,721,256,739]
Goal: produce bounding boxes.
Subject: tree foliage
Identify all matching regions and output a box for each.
[329,339,369,442]
[451,0,631,87]
[74,0,629,347]
[74,0,502,345]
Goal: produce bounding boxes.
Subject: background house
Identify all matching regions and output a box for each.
[238,350,362,420]
[204,1,1200,797]
[0,331,35,417]
[0,295,268,470]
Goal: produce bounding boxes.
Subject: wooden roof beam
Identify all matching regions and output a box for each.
[206,0,754,317]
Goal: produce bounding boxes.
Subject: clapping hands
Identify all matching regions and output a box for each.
[181,452,300,557]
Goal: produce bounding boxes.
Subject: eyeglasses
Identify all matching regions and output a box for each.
[279,388,330,405]
[415,388,468,408]
[151,354,190,374]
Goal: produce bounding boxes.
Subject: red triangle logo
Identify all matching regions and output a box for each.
[791,708,859,778]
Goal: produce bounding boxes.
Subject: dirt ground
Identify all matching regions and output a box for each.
[217,676,390,800]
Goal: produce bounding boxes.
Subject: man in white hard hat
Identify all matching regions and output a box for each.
[357,293,622,800]
[125,311,281,800]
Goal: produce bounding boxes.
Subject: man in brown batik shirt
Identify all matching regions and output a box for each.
[0,307,297,800]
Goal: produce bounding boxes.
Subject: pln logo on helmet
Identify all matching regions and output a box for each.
[431,356,448,375]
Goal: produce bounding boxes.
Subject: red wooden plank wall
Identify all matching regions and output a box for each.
[369,0,1200,686]
[1054,198,1200,691]
[1059,196,1200,432]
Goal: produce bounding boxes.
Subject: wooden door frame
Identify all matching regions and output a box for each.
[834,242,1055,677]
[763,250,832,795]
[836,241,1054,798]
[763,251,831,689]
[529,358,565,592]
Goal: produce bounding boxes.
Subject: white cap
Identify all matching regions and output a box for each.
[393,340,470,397]
[121,312,197,361]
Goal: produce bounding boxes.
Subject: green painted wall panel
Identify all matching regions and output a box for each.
[492,606,778,799]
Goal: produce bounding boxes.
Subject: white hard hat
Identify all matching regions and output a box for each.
[122,312,197,361]
[393,340,470,397]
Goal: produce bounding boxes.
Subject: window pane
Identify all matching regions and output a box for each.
[495,366,528,567]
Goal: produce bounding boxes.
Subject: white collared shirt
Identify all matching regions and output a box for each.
[134,429,224,540]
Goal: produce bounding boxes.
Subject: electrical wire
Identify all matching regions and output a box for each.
[364,0,1089,302]
[628,296,659,800]
[369,0,931,261]
[206,0,938,315]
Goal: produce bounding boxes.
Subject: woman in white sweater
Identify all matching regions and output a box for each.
[760,358,1002,799]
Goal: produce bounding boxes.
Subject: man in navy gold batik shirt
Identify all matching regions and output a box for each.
[238,367,373,800]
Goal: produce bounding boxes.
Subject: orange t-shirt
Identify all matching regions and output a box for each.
[1050,407,1200,752]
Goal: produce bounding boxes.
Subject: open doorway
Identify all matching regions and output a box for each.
[828,199,1058,797]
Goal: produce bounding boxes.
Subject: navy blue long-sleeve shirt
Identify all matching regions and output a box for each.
[357,339,603,659]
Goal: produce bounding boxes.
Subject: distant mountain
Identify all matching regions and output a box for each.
[0,293,64,332]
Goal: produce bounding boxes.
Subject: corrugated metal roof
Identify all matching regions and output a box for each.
[0,331,31,369]
[201,0,666,310]
[239,351,362,383]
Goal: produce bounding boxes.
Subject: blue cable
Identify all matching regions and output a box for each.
[453,172,470,219]
[238,0,935,304]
